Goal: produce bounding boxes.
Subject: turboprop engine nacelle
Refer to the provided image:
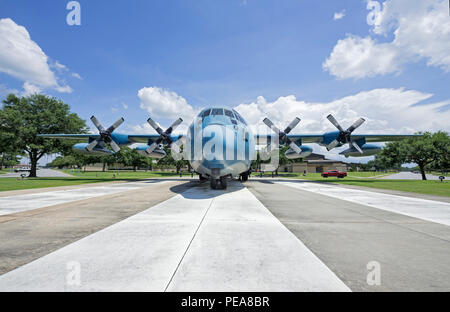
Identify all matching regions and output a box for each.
[285,145,313,159]
[135,145,167,159]
[339,144,381,157]
[73,143,114,155]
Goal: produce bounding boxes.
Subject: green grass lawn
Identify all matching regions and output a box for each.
[254,172,450,197]
[0,169,12,175]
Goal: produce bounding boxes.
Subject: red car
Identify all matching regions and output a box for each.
[321,170,347,178]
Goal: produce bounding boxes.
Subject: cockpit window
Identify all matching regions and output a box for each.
[201,109,211,117]
[224,109,234,118]
[232,110,247,125]
[211,108,224,116]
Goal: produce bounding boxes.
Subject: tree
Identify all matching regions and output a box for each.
[156,147,189,173]
[101,154,117,172]
[1,94,87,177]
[428,131,450,174]
[378,132,448,180]
[0,108,19,169]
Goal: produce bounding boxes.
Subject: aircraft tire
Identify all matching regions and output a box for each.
[210,178,218,189]
[220,176,227,189]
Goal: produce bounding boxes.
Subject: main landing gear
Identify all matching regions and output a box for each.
[240,172,249,182]
[210,176,227,190]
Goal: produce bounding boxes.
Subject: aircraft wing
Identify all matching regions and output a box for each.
[127,134,185,144]
[255,133,420,145]
[38,134,100,140]
[351,134,420,142]
[127,134,162,143]
[255,134,324,145]
[39,133,185,145]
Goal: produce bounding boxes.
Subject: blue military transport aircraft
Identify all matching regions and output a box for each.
[39,109,416,189]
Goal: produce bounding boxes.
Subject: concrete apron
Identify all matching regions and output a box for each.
[0,180,349,292]
[0,181,170,216]
[277,181,450,227]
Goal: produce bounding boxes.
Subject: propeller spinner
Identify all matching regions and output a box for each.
[145,117,183,154]
[262,117,302,154]
[86,116,124,153]
[326,114,365,153]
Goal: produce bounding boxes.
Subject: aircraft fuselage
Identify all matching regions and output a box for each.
[185,107,255,180]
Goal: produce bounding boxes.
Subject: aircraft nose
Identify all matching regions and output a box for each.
[202,124,234,161]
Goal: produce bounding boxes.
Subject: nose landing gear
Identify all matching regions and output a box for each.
[210,176,227,190]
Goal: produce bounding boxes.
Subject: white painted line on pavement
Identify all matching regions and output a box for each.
[277,181,450,226]
[0,181,350,292]
[0,180,169,216]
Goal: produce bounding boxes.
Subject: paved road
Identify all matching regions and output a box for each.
[0,178,449,291]
[0,168,72,178]
[384,171,444,180]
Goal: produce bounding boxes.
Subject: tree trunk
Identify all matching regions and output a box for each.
[28,151,38,178]
[419,162,427,180]
[133,165,137,172]
[0,153,4,170]
[102,162,106,172]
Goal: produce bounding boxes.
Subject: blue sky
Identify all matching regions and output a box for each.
[1,0,449,163]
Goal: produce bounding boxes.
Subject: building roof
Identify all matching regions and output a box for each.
[306,159,347,164]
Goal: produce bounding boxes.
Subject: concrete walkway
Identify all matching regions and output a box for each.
[277,180,450,227]
[0,168,73,178]
[384,172,445,180]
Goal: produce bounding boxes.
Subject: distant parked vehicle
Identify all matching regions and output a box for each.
[14,167,31,173]
[321,170,347,178]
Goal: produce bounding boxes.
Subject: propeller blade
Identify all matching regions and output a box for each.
[289,142,302,154]
[90,116,105,132]
[351,140,363,154]
[107,117,124,133]
[166,118,183,135]
[347,118,366,133]
[326,139,340,151]
[85,140,98,152]
[326,114,344,132]
[263,118,281,135]
[147,117,165,135]
[109,140,121,153]
[284,117,301,134]
[145,142,159,154]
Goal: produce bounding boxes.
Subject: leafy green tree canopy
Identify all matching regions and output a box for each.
[1,93,87,177]
[378,131,449,180]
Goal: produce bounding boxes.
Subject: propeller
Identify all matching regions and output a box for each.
[262,117,302,154]
[86,116,124,153]
[146,117,183,154]
[326,114,365,153]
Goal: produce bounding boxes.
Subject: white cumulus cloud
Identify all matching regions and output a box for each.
[235,88,449,135]
[235,88,450,161]
[131,86,449,162]
[333,10,346,20]
[138,86,196,122]
[72,72,83,80]
[324,0,450,78]
[0,18,72,93]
